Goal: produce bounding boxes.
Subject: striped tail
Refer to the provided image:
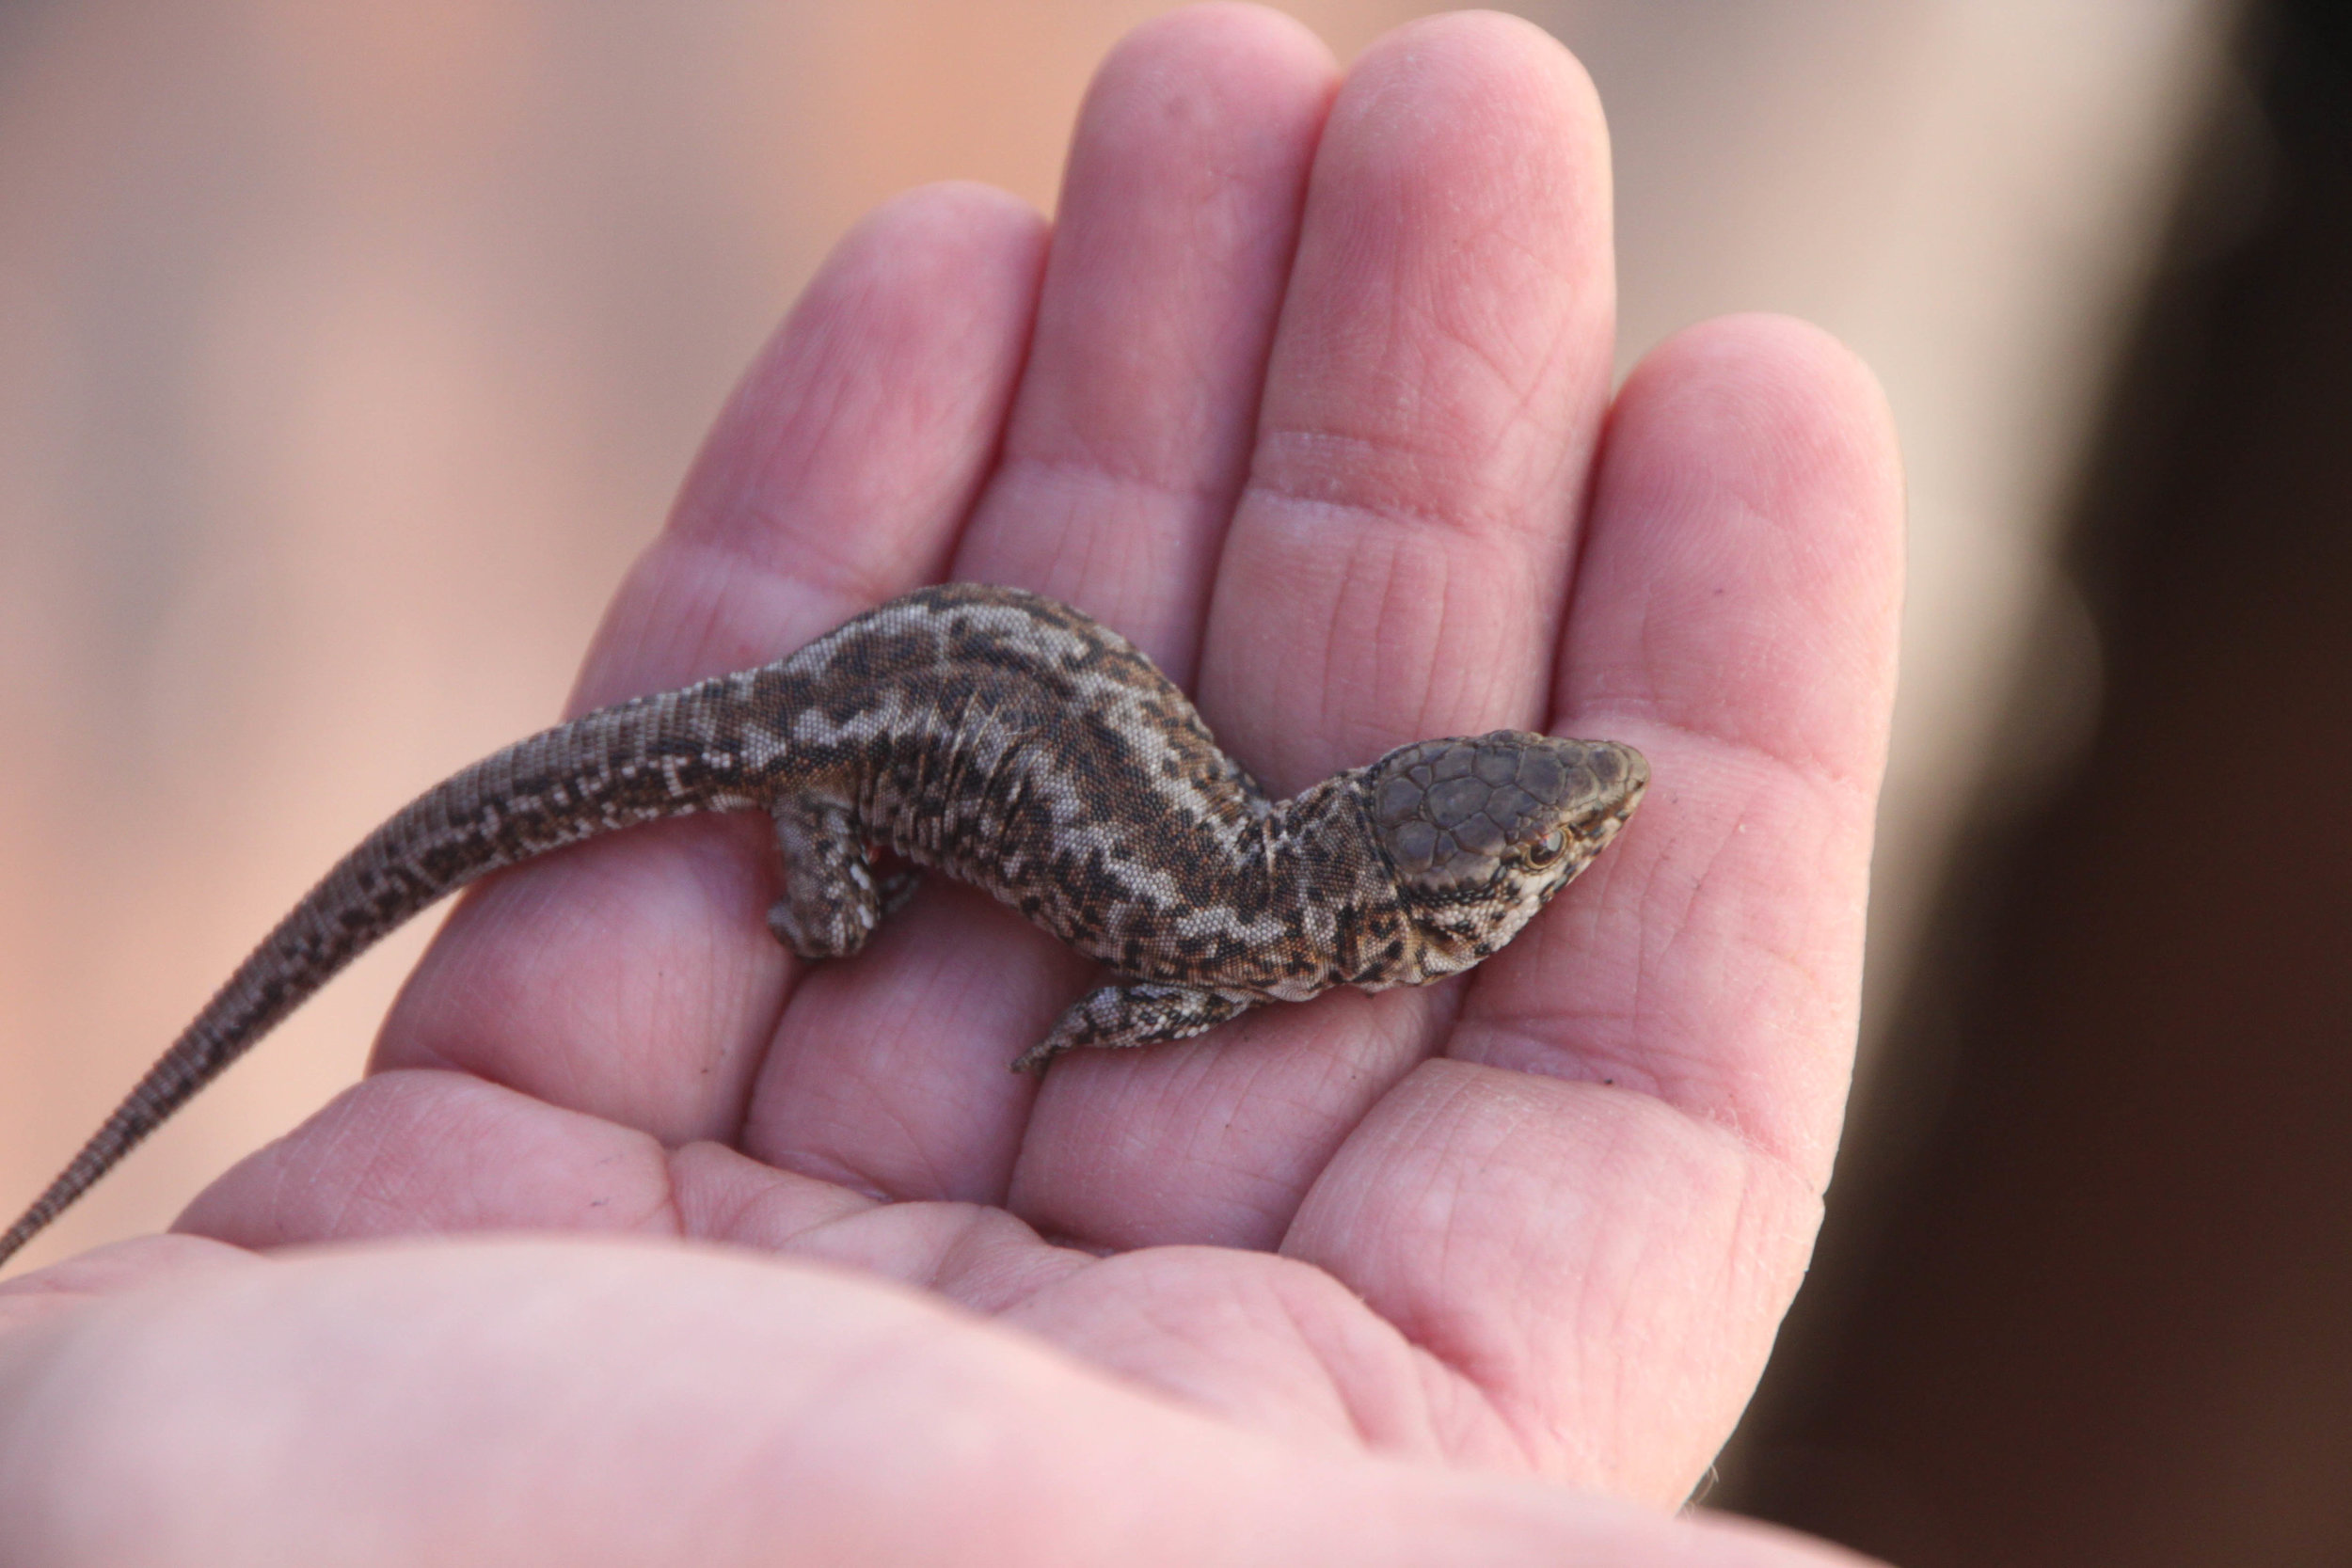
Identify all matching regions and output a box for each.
[0,672,772,1269]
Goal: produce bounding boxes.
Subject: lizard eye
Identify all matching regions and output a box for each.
[1524,830,1569,868]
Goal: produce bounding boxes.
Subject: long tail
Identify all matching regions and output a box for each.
[0,672,771,1269]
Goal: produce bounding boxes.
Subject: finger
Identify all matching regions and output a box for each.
[168,1066,1011,1284]
[173,1068,1093,1306]
[176,1071,677,1249]
[742,6,1337,1204]
[1014,12,1616,1249]
[1285,316,1903,1499]
[1475,313,1902,1180]
[1205,10,1615,784]
[367,187,1047,1151]
[959,3,1338,673]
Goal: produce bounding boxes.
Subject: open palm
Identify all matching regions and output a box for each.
[1,8,1899,1564]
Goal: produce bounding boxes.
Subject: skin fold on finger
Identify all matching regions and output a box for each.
[1012,10,1618,1252]
[174,1071,682,1251]
[165,1072,1104,1311]
[337,185,1046,1185]
[1280,317,1902,1500]
[742,5,1340,1206]
[0,1240,1886,1568]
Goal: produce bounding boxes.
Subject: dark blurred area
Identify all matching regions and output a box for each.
[1724,1,2352,1560]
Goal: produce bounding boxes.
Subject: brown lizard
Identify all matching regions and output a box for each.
[0,582,1645,1267]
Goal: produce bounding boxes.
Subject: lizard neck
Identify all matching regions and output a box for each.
[1242,773,1415,998]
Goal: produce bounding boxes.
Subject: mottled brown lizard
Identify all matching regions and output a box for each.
[0,582,1645,1267]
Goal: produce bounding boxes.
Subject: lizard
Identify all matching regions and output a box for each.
[0,582,1646,1268]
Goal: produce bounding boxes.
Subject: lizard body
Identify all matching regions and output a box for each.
[0,583,1645,1267]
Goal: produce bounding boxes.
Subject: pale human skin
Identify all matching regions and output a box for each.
[0,8,1900,1564]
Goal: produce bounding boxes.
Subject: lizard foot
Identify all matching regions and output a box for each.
[1013,983,1260,1074]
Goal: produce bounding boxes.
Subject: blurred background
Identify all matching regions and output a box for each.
[1,1,2344,1561]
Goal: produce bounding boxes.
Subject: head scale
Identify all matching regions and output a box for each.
[1362,730,1647,977]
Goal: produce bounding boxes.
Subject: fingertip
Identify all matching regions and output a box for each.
[836,180,1049,270]
[1093,3,1339,101]
[671,173,1049,545]
[1574,312,1905,784]
[1616,312,1903,558]
[727,180,1050,462]
[1347,8,1609,181]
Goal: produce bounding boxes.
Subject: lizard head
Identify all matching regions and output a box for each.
[1362,731,1647,979]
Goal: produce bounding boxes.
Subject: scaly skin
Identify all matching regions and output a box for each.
[0,582,1645,1267]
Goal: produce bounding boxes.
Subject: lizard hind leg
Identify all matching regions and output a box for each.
[766,798,905,960]
[1012,984,1261,1075]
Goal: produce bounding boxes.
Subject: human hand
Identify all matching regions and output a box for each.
[0,8,1899,1564]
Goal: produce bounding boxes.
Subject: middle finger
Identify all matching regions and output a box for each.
[1017,12,1620,1249]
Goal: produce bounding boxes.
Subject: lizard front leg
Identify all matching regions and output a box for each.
[1012,984,1262,1074]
